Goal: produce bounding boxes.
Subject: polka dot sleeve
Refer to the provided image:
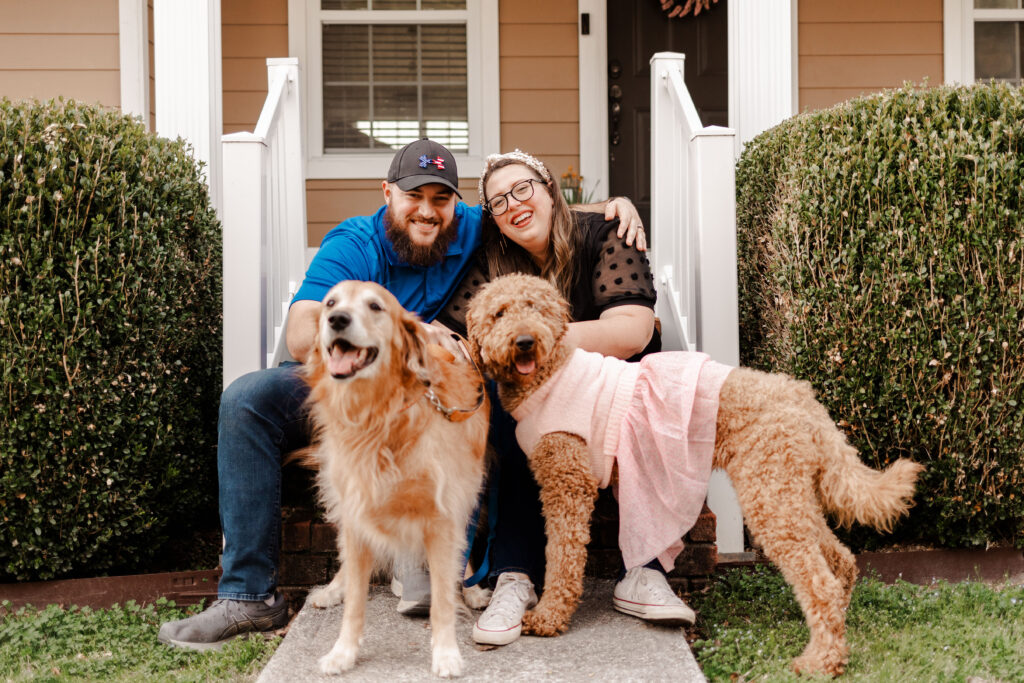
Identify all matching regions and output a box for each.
[591,223,656,311]
[436,260,489,336]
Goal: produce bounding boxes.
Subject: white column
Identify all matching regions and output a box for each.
[728,0,795,155]
[118,0,149,125]
[153,0,224,214]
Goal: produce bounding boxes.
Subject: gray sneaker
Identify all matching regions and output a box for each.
[157,593,289,651]
[391,564,431,616]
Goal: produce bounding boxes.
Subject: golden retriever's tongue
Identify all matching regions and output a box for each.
[328,345,360,377]
[515,359,536,375]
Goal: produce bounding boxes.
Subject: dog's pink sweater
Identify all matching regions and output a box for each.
[511,348,732,571]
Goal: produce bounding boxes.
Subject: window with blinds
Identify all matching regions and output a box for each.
[319,0,469,153]
[973,0,1024,84]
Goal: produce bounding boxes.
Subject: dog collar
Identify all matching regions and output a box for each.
[398,332,486,422]
[424,383,485,422]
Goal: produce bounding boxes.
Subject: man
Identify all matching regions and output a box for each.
[157,139,643,650]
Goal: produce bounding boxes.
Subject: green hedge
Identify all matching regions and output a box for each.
[0,99,222,580]
[736,83,1023,550]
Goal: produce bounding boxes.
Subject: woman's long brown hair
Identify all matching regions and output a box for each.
[479,158,581,306]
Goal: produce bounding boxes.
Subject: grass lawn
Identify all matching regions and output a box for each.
[691,565,1024,682]
[0,599,279,682]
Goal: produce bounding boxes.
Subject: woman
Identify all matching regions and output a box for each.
[440,150,693,646]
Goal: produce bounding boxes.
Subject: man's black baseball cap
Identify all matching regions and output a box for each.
[387,138,462,198]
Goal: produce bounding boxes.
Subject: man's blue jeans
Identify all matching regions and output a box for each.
[217,363,309,601]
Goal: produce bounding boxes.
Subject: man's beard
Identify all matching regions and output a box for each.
[384,207,459,267]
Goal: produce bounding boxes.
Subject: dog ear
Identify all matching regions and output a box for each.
[399,311,431,383]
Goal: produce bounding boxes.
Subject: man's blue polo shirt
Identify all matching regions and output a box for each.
[292,202,483,322]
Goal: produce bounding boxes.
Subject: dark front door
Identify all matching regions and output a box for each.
[606,0,728,231]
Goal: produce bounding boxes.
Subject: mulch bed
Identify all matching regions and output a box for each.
[1,568,221,612]
[3,547,1021,613]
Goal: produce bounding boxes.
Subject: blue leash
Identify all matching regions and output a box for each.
[462,467,500,588]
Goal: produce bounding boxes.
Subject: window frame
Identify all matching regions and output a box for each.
[944,0,1024,84]
[290,0,499,180]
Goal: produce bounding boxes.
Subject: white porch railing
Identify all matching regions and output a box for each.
[221,58,307,387]
[649,52,744,554]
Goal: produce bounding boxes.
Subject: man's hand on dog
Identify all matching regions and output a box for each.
[420,320,467,362]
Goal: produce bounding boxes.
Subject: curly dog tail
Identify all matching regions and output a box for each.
[818,430,925,533]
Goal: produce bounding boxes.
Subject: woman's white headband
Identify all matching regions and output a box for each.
[478,149,552,205]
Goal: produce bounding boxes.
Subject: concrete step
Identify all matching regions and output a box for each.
[258,578,706,682]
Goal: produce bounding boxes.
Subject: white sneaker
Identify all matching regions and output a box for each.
[472,573,538,646]
[613,566,695,626]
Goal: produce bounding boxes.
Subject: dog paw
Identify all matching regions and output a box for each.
[431,645,463,678]
[791,653,844,677]
[307,584,344,608]
[521,608,567,637]
[462,584,492,610]
[319,643,357,675]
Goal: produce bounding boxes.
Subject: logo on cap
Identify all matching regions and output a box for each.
[419,155,446,171]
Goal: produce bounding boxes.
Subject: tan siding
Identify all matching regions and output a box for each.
[499,0,576,23]
[501,123,579,156]
[500,89,578,122]
[223,57,271,93]
[500,23,578,57]
[0,71,119,104]
[797,0,944,111]
[222,0,287,24]
[223,92,272,132]
[0,0,120,107]
[222,25,289,58]
[496,0,580,191]
[799,22,943,56]
[500,57,578,89]
[0,36,120,69]
[1,0,118,32]
[801,55,943,89]
[799,0,942,23]
[220,0,288,133]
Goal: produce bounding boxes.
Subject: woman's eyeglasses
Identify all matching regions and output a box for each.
[484,178,544,216]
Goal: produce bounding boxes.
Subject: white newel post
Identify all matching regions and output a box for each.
[153,0,224,214]
[650,52,745,555]
[691,130,744,555]
[221,135,267,388]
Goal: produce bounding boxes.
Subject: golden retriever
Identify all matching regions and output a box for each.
[302,280,489,677]
[465,273,923,676]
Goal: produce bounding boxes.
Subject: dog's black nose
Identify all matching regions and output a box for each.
[514,335,534,351]
[329,311,351,331]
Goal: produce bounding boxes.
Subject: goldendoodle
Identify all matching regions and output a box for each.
[465,273,923,676]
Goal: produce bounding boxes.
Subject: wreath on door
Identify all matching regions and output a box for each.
[659,0,719,19]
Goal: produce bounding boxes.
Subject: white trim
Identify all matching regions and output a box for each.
[577,0,609,200]
[944,0,972,84]
[791,0,800,114]
[290,0,499,181]
[728,0,795,156]
[118,0,149,126]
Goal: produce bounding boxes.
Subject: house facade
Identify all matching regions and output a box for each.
[3,0,1019,555]
[3,0,1017,245]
